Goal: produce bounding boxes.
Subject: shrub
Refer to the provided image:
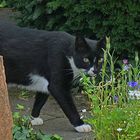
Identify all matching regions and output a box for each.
[5,0,140,56]
[0,0,6,7]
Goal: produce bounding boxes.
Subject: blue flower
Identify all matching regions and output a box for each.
[114,95,119,103]
[128,81,138,87]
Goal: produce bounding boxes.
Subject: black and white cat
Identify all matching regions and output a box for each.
[0,21,105,132]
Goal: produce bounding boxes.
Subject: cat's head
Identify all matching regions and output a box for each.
[73,36,105,76]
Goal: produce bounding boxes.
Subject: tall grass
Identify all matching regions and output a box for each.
[81,37,140,140]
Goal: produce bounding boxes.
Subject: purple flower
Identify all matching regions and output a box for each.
[123,59,128,64]
[114,95,119,103]
[128,81,138,88]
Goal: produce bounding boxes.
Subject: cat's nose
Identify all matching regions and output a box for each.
[93,69,98,74]
[87,67,96,76]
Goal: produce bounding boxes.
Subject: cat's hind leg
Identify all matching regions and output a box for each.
[31,92,49,125]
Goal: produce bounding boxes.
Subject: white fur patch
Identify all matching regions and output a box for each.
[29,74,49,93]
[87,67,95,76]
[8,74,49,93]
[74,124,92,132]
[68,57,84,77]
[31,117,43,125]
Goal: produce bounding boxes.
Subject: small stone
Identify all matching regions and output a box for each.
[82,109,87,113]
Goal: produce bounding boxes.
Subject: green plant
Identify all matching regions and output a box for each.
[13,104,63,140]
[81,37,140,139]
[18,90,32,100]
[0,0,7,7]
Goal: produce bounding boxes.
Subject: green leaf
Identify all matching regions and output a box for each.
[51,134,63,140]
[16,104,25,110]
[32,6,44,20]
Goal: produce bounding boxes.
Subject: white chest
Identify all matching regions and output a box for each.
[67,57,81,78]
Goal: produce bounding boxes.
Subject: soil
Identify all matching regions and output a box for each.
[0,8,94,140]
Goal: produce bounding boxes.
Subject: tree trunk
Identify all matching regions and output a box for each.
[0,56,13,140]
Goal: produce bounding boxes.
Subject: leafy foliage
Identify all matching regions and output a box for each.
[0,0,6,7]
[81,37,140,139]
[5,0,140,56]
[13,104,63,140]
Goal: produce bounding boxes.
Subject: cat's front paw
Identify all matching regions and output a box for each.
[74,124,92,132]
[31,117,43,125]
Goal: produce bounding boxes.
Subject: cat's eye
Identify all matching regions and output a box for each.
[98,58,104,63]
[83,58,90,63]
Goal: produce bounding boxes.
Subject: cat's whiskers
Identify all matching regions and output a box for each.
[72,75,81,82]
[63,68,82,78]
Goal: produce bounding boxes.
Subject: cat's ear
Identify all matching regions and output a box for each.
[75,36,90,52]
[96,36,106,53]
